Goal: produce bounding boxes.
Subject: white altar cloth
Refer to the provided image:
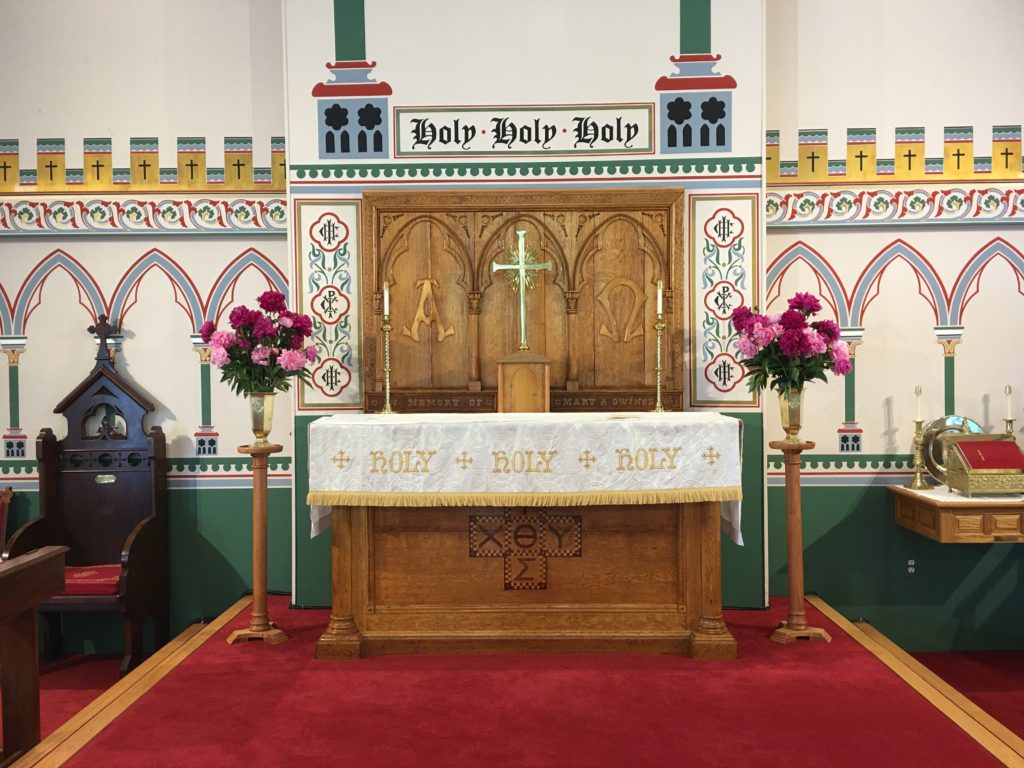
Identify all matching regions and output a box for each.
[307,411,743,543]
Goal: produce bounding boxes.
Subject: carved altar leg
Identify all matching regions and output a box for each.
[768,441,831,644]
[316,506,363,659]
[691,501,737,659]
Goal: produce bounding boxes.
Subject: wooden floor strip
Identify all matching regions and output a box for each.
[858,622,1024,764]
[15,597,251,768]
[807,595,1024,768]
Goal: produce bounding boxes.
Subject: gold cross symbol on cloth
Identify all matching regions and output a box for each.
[331,450,352,470]
[701,446,721,466]
[578,449,597,469]
[455,452,473,470]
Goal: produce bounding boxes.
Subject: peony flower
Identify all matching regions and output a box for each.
[294,314,313,337]
[229,305,258,329]
[811,319,840,343]
[830,340,852,374]
[779,328,805,357]
[210,330,235,348]
[199,320,216,344]
[731,305,755,334]
[305,345,317,362]
[788,292,822,315]
[258,291,287,314]
[278,314,294,328]
[278,349,307,372]
[780,308,808,330]
[210,345,230,366]
[737,334,759,358]
[290,333,304,349]
[253,315,276,340]
[802,328,827,355]
[751,320,777,347]
[251,345,273,366]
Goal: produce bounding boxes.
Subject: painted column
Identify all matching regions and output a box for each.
[680,0,711,54]
[2,342,27,458]
[192,340,218,455]
[837,331,863,452]
[333,0,366,62]
[935,327,963,415]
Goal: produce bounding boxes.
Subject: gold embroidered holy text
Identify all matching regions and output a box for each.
[491,449,558,474]
[615,447,682,471]
[369,449,438,474]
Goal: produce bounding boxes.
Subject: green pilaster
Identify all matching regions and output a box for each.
[844,357,856,422]
[200,362,211,426]
[944,355,955,414]
[333,0,366,62]
[680,0,711,54]
[8,363,19,429]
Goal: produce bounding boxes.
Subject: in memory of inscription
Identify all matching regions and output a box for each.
[469,509,582,590]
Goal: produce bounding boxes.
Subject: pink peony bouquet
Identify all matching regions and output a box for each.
[730,292,851,394]
[200,291,316,395]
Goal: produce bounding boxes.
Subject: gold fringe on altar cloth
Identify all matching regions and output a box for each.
[306,486,742,508]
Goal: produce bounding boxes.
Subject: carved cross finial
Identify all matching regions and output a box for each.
[88,314,117,368]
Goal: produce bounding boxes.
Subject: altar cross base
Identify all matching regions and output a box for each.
[228,442,288,645]
[768,440,831,644]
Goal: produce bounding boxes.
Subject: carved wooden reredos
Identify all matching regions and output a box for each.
[361,188,684,411]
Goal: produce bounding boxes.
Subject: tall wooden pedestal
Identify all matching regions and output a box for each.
[768,440,831,644]
[228,443,288,645]
[497,351,550,413]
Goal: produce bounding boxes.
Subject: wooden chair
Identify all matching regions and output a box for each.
[2,320,168,676]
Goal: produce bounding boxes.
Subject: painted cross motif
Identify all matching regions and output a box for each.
[491,229,551,351]
[701,446,721,466]
[469,509,582,590]
[331,450,351,470]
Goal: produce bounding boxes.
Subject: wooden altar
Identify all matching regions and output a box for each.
[308,412,741,660]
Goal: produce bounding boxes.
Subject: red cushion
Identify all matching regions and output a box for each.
[63,565,122,596]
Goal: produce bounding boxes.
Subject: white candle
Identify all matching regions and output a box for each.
[656,280,663,315]
[1006,384,1013,420]
[383,281,389,316]
[914,385,923,421]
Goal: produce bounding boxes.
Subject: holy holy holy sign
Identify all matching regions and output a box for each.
[492,230,552,351]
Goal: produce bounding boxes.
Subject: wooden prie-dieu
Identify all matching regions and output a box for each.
[361,188,683,412]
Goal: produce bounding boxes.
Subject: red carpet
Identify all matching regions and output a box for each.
[915,650,1024,738]
[0,654,121,749]
[55,598,1000,768]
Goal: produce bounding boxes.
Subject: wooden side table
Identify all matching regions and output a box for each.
[890,485,1024,543]
[769,440,831,643]
[228,443,288,645]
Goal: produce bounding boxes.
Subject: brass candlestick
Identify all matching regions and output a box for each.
[905,418,929,490]
[380,313,394,414]
[1005,417,1016,436]
[653,312,665,412]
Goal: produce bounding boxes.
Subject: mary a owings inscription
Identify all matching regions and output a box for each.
[469,509,582,590]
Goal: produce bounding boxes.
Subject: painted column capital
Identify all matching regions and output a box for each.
[934,326,964,356]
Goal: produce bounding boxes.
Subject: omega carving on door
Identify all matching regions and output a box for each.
[361,189,683,412]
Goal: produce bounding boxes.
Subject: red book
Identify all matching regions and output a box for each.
[956,440,1024,471]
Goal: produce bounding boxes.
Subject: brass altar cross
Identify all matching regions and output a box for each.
[491,230,551,351]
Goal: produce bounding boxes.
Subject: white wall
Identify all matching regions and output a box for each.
[768,0,1024,158]
[0,0,285,168]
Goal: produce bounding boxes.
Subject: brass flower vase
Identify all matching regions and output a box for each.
[778,387,804,443]
[248,391,276,447]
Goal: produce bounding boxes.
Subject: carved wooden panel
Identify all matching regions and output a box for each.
[362,189,683,411]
